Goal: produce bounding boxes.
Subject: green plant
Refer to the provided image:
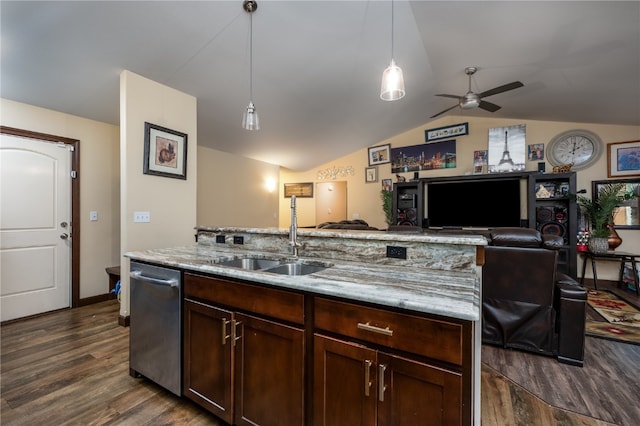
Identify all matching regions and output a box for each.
[380,189,394,227]
[575,183,637,238]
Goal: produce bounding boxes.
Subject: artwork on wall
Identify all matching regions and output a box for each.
[607,140,640,178]
[528,143,544,161]
[368,144,391,166]
[381,179,392,192]
[284,182,314,198]
[487,124,526,173]
[473,150,488,174]
[391,140,456,173]
[143,122,188,179]
[365,166,378,183]
[425,122,468,142]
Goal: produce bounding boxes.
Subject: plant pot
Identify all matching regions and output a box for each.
[589,237,610,254]
[607,224,623,250]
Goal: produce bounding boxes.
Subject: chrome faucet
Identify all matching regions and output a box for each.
[289,195,301,257]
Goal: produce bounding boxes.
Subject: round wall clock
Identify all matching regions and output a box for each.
[547,129,603,171]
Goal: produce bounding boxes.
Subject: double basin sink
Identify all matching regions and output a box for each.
[217,256,331,276]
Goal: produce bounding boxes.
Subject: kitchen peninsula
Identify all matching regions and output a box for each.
[126,227,486,426]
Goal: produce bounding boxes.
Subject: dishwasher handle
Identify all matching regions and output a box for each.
[130,270,179,287]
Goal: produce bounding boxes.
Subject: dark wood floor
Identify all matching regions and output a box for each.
[1,281,638,425]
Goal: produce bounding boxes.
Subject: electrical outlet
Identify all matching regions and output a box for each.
[233,235,244,245]
[216,235,226,244]
[133,211,150,223]
[386,245,407,259]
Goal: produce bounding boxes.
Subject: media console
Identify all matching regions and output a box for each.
[393,171,577,277]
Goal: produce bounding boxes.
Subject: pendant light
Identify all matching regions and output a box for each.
[242,0,260,130]
[380,0,405,101]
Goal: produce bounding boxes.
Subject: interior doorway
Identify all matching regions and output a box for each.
[315,181,347,224]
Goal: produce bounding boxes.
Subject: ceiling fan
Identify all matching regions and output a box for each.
[430,67,524,118]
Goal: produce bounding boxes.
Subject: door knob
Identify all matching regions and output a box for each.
[60,221,68,228]
[60,233,69,240]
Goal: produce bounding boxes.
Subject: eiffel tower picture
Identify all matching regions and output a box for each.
[499,130,514,166]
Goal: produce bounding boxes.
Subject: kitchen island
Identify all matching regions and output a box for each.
[126,227,486,426]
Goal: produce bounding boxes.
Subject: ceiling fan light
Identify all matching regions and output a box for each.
[380,59,405,101]
[461,93,480,109]
[242,101,260,130]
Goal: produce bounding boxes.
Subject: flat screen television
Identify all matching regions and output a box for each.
[426,178,522,228]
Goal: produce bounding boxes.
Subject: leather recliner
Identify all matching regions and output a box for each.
[482,227,587,366]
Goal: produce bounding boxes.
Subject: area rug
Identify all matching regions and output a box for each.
[586,289,640,345]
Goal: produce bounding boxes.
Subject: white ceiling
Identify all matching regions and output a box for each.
[2,1,639,171]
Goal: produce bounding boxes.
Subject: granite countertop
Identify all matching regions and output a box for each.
[126,243,481,321]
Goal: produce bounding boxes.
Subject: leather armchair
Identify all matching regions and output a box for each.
[482,227,587,366]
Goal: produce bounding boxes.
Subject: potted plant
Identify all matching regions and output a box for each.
[380,189,394,228]
[575,182,637,252]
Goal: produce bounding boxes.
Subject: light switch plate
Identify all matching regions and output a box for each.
[89,211,98,221]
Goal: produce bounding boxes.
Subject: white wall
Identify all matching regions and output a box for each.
[197,146,279,228]
[119,71,197,318]
[0,98,120,299]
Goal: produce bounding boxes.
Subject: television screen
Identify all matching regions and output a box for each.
[427,178,522,228]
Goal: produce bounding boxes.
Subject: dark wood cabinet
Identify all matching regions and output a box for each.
[392,181,425,227]
[183,273,305,426]
[313,298,463,426]
[528,172,577,277]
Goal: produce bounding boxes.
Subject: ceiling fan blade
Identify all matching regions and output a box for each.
[435,94,462,100]
[478,81,524,98]
[430,104,459,119]
[478,100,501,113]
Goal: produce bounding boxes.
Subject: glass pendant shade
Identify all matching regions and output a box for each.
[242,101,260,130]
[380,59,405,101]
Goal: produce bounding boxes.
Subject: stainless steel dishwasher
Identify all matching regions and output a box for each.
[129,261,182,396]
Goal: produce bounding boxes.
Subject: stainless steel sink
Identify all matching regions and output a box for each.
[217,257,281,270]
[262,261,331,276]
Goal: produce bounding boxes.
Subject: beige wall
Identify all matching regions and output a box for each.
[119,70,198,318]
[280,115,640,280]
[197,146,279,228]
[0,98,120,299]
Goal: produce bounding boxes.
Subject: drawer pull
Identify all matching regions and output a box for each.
[357,322,393,336]
[364,360,372,397]
[232,320,242,347]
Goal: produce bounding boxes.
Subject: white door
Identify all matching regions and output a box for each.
[1,134,72,321]
[315,181,347,224]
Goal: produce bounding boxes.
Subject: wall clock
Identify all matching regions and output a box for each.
[547,129,603,171]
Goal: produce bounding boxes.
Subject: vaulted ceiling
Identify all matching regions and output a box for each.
[2,1,638,171]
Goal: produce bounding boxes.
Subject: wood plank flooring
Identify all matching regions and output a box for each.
[1,282,638,425]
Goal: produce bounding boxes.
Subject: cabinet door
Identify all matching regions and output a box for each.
[183,299,234,424]
[234,312,304,426]
[377,352,462,426]
[313,334,377,426]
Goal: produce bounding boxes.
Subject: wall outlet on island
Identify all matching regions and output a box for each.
[386,245,407,259]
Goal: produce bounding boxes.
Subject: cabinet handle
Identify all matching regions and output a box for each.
[221,318,230,345]
[364,360,372,397]
[357,322,393,336]
[378,364,387,402]
[232,320,242,347]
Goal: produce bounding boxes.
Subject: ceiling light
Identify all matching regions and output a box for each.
[242,0,259,130]
[380,0,405,101]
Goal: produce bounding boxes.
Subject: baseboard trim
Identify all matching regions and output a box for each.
[119,315,130,327]
[78,292,116,307]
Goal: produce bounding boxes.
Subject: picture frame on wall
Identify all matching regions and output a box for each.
[368,144,391,166]
[284,182,314,198]
[365,166,378,183]
[607,140,640,178]
[381,178,392,192]
[143,122,188,180]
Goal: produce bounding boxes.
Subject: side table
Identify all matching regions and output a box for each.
[579,251,639,296]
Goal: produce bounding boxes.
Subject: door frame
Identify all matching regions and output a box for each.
[1,126,80,308]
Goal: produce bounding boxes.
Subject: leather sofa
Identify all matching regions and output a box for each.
[482,227,587,366]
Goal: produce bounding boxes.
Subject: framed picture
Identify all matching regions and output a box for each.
[365,166,378,183]
[425,122,468,142]
[607,140,640,178]
[368,144,391,166]
[487,124,526,173]
[381,178,392,192]
[391,140,456,173]
[528,143,544,161]
[143,122,188,179]
[284,182,314,198]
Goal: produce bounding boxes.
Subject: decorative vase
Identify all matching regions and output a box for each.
[589,237,610,254]
[607,224,623,251]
